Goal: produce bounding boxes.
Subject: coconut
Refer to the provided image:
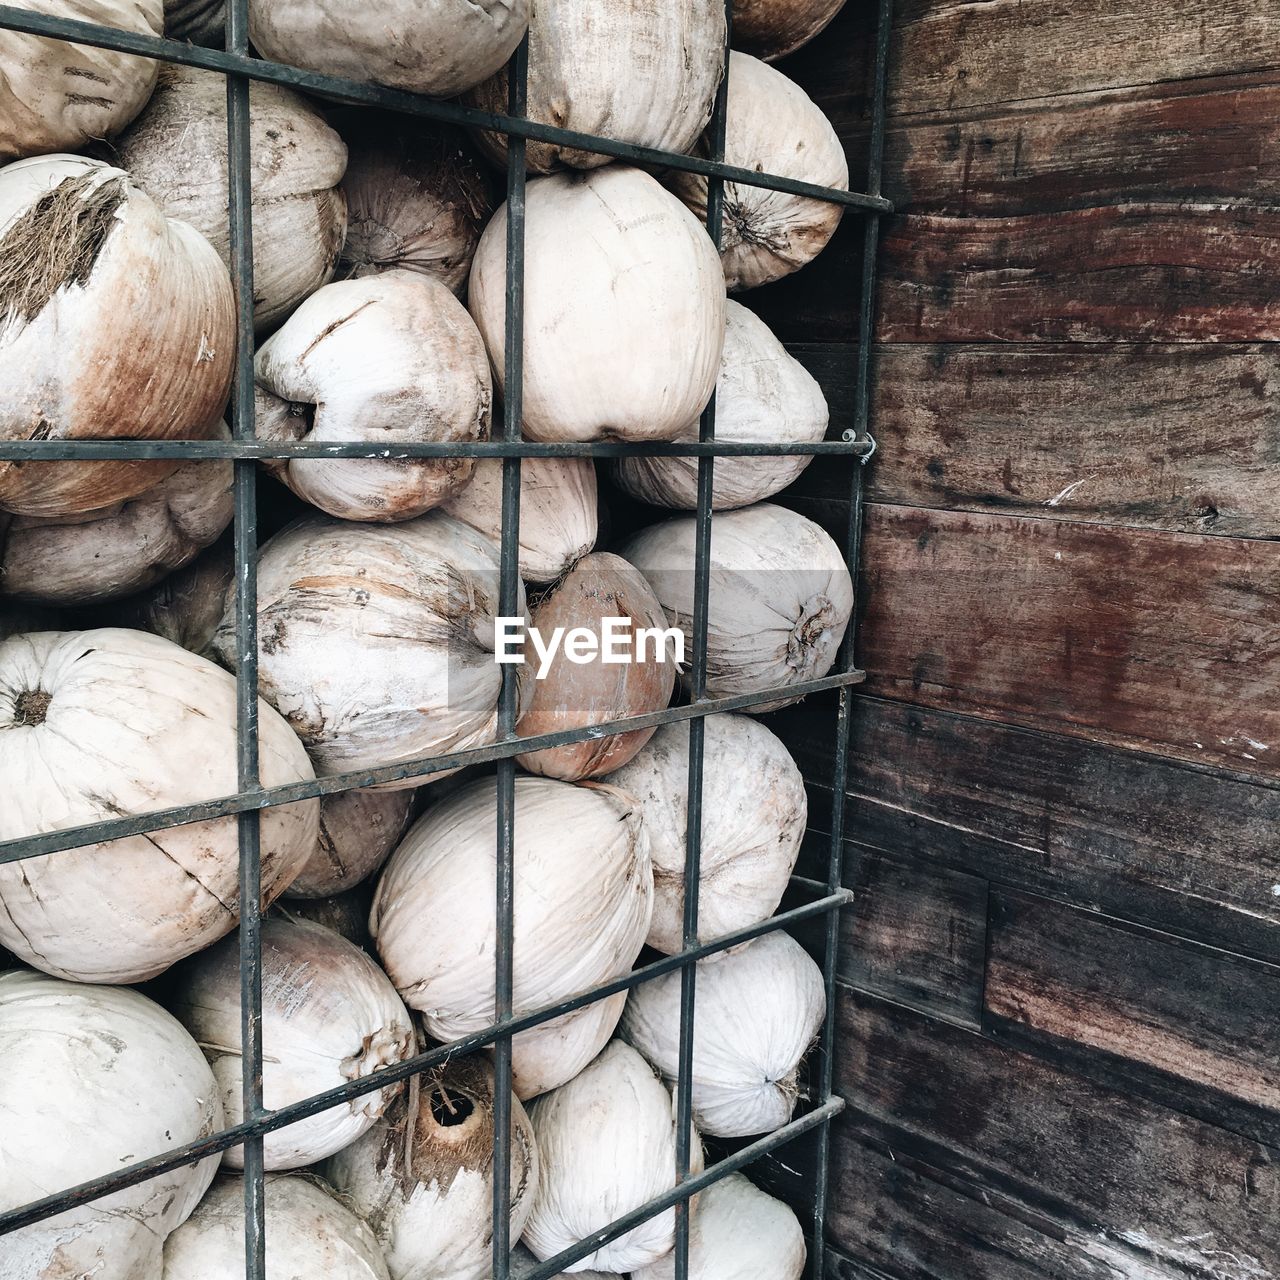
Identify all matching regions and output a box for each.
[247,0,530,97]
[114,63,347,331]
[621,931,825,1138]
[469,166,725,443]
[254,271,490,522]
[0,422,232,606]
[467,0,725,173]
[439,457,597,586]
[162,1173,391,1279]
[371,776,652,1098]
[620,503,853,712]
[0,628,319,983]
[606,714,806,956]
[336,111,493,295]
[285,787,417,899]
[610,302,828,510]
[631,1172,806,1280]
[0,155,234,516]
[0,0,162,161]
[170,917,414,1170]
[0,970,222,1280]
[523,1040,704,1273]
[733,0,848,61]
[515,552,675,781]
[667,53,848,291]
[211,513,528,783]
[324,1054,540,1280]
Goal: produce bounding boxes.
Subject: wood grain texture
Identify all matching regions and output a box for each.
[837,987,1280,1280]
[986,892,1280,1146]
[857,506,1280,774]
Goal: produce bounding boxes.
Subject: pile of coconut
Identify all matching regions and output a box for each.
[0,0,855,1275]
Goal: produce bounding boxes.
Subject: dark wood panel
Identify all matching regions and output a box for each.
[857,506,1280,774]
[837,987,1280,1279]
[985,892,1280,1146]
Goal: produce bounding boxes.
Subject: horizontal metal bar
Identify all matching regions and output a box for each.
[0,670,866,865]
[522,1097,846,1279]
[0,886,851,1236]
[0,4,892,215]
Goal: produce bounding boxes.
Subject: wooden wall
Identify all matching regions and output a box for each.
[756,3,1280,1276]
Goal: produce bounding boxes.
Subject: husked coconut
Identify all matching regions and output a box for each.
[511,1245,611,1279]
[325,1055,540,1280]
[371,776,652,1097]
[631,1172,806,1280]
[212,513,528,783]
[0,155,234,516]
[0,0,162,161]
[0,422,232,606]
[247,0,530,97]
[162,1174,390,1280]
[610,301,828,510]
[515,553,676,781]
[467,0,725,173]
[504,994,627,1102]
[667,53,848,291]
[469,167,725,443]
[607,714,806,956]
[733,0,848,61]
[336,111,493,295]
[439,457,597,585]
[285,787,417,899]
[621,931,825,1137]
[0,629,319,983]
[115,64,347,331]
[163,0,224,42]
[621,503,853,711]
[170,918,414,1169]
[0,971,222,1280]
[255,271,490,521]
[523,1040,704,1273]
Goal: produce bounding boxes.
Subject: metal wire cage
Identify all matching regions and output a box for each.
[0,0,894,1275]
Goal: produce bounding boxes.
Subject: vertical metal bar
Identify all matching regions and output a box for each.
[810,2,893,1277]
[492,33,529,1280]
[673,11,732,1278]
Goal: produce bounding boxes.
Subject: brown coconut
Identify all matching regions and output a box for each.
[733,0,848,61]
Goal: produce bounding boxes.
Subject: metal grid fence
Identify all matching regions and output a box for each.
[0,0,895,1275]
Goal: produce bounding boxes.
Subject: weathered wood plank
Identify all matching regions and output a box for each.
[856,506,1280,774]
[837,986,1280,1280]
[787,343,1280,539]
[985,892,1280,1147]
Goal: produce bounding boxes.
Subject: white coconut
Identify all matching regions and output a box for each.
[620,503,853,711]
[247,0,530,97]
[469,166,725,443]
[621,932,825,1138]
[170,917,413,1170]
[162,1173,390,1279]
[504,993,628,1103]
[212,512,528,783]
[610,302,828,510]
[523,1040,704,1273]
[325,1054,540,1280]
[631,1173,806,1280]
[285,787,417,899]
[733,0,848,61]
[371,776,653,1098]
[0,628,319,983]
[667,53,848,291]
[511,1245,612,1279]
[0,0,162,161]
[336,111,493,295]
[0,155,234,516]
[115,63,347,331]
[255,271,490,522]
[440,456,597,585]
[467,0,726,173]
[0,970,222,1280]
[606,714,806,956]
[0,422,232,606]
